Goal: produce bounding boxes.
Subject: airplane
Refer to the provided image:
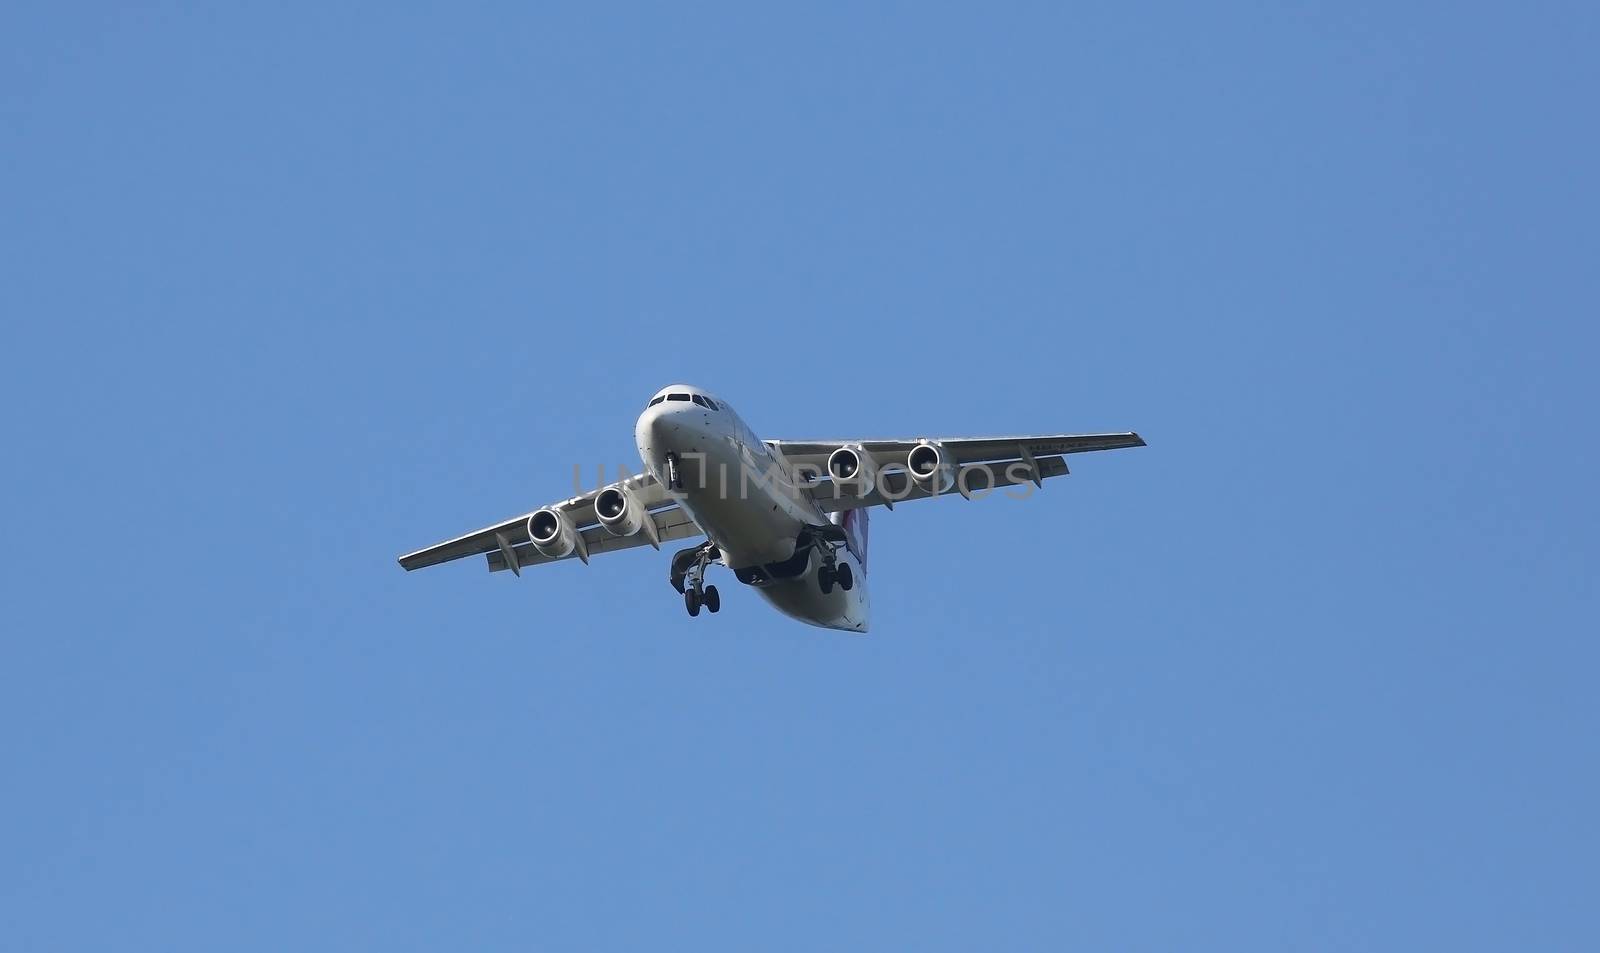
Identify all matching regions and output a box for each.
[397,384,1146,633]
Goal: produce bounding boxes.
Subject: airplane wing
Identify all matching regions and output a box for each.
[766,433,1146,513]
[767,433,1146,468]
[397,472,703,575]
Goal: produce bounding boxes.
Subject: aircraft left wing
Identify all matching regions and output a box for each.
[766,432,1146,513]
[397,472,703,574]
[766,432,1146,469]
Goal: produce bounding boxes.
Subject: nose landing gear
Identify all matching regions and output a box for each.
[671,541,722,617]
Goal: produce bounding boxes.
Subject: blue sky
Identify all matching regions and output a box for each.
[2,2,1596,949]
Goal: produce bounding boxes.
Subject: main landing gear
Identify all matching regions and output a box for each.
[671,541,721,618]
[817,546,854,595]
[684,583,720,617]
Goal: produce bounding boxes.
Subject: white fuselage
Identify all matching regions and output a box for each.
[635,388,869,633]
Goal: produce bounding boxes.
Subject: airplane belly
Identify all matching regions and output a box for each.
[680,499,802,567]
[636,398,868,632]
[641,420,816,568]
[755,548,870,634]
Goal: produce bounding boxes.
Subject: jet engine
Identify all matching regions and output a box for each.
[906,441,957,494]
[527,507,578,559]
[594,483,646,537]
[826,444,880,498]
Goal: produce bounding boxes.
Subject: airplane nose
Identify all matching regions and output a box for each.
[637,402,683,450]
[642,409,669,447]
[637,400,708,455]
[635,406,663,453]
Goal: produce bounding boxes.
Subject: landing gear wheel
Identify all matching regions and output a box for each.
[703,585,720,613]
[818,565,836,595]
[836,562,854,591]
[685,587,702,617]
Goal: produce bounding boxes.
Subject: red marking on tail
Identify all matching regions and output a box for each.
[842,507,869,573]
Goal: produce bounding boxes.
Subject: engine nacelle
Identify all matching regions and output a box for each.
[826,444,880,498]
[594,483,646,537]
[906,441,957,494]
[527,506,578,559]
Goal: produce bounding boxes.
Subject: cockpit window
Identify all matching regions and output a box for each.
[691,394,709,407]
[648,396,665,407]
[667,393,690,402]
[702,397,719,411]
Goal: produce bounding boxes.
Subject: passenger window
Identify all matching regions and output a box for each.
[667,393,690,402]
[648,396,665,407]
[691,395,708,407]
